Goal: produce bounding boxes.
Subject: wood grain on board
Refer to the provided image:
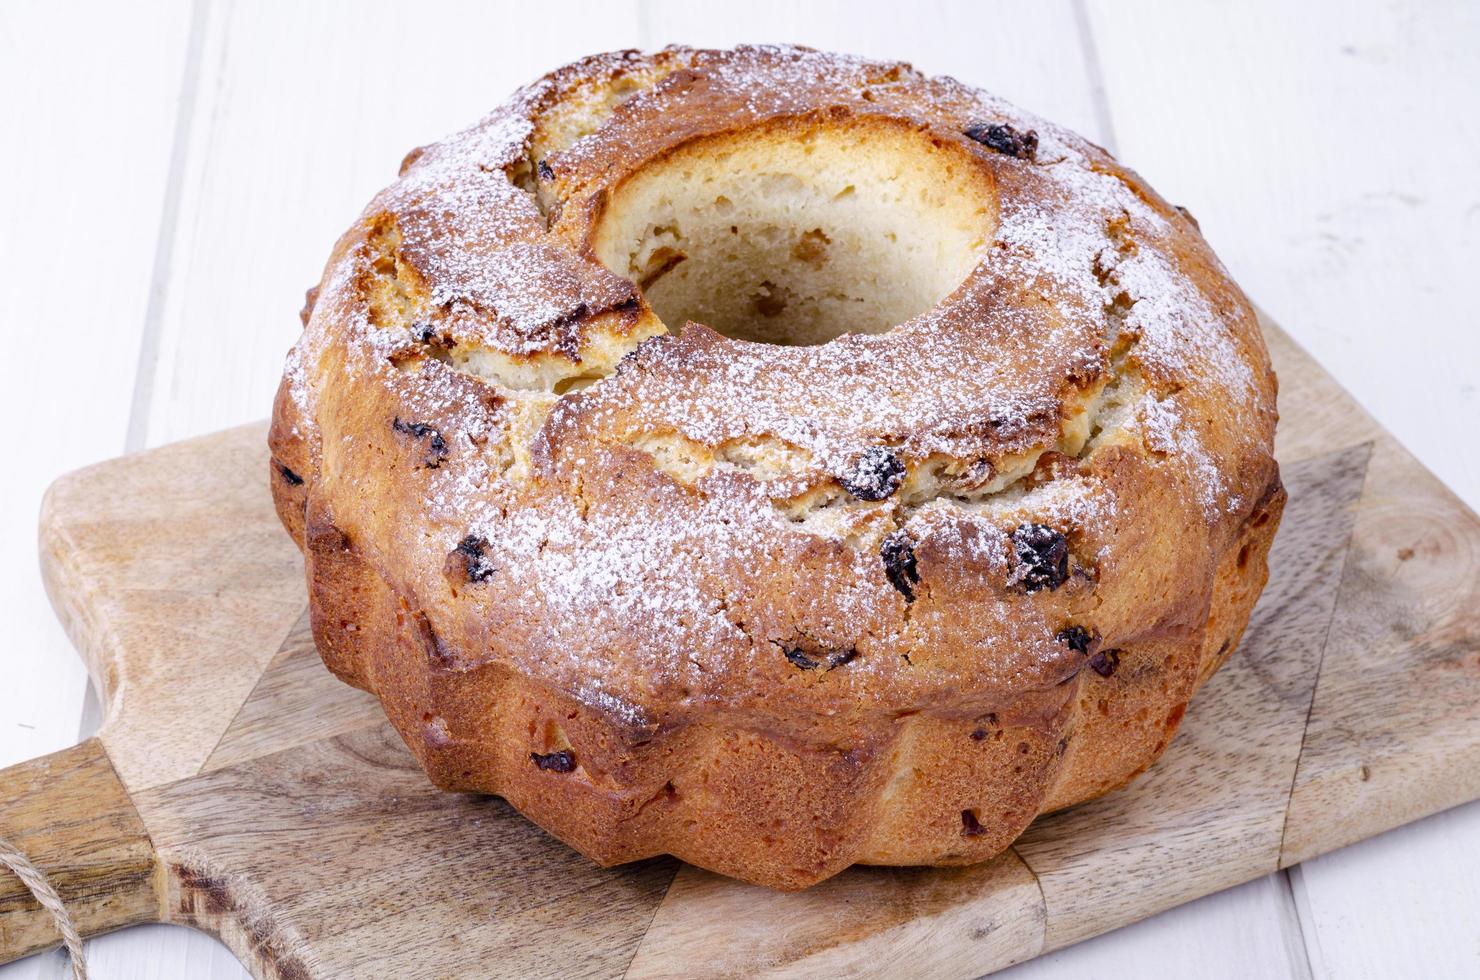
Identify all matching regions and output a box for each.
[1,314,1477,978]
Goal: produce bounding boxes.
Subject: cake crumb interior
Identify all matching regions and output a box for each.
[592,120,995,346]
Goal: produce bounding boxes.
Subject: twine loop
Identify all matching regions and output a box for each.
[0,834,88,979]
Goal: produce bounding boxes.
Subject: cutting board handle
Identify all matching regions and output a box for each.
[0,737,161,964]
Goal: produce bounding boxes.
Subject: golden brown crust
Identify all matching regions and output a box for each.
[270,45,1283,890]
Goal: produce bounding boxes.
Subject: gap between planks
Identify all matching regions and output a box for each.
[125,0,213,458]
[78,0,214,748]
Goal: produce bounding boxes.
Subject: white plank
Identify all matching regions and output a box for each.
[84,925,246,980]
[998,874,1310,980]
[1085,2,1480,978]
[0,1,193,977]
[0,0,188,763]
[1291,801,1480,980]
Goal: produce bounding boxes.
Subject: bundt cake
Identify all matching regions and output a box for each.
[269,45,1284,890]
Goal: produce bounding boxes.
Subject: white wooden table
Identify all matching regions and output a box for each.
[3,2,1476,976]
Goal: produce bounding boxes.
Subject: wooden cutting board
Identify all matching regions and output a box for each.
[3,314,1478,979]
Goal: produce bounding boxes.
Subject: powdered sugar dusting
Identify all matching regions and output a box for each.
[1132,395,1229,520]
[283,45,1279,721]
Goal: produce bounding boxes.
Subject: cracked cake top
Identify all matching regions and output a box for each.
[272,43,1279,739]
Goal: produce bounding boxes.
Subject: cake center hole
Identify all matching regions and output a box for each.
[592,120,995,346]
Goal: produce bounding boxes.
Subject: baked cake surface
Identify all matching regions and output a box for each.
[270,45,1283,890]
